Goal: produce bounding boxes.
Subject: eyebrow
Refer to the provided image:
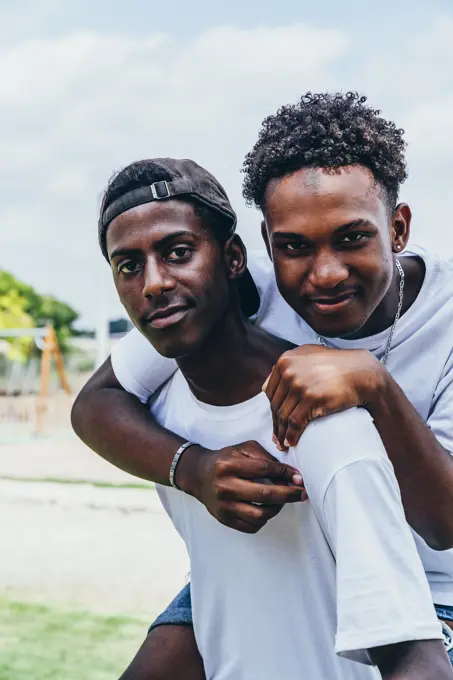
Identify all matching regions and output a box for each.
[334,219,375,233]
[109,247,141,261]
[272,218,375,240]
[109,230,197,260]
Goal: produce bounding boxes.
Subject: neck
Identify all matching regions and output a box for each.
[344,255,425,340]
[177,303,293,406]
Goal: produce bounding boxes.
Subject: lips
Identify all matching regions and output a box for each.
[146,305,190,329]
[309,291,357,315]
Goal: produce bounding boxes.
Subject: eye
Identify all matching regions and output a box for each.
[286,242,308,251]
[118,260,141,274]
[167,246,193,261]
[339,232,369,245]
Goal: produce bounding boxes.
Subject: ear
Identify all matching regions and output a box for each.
[391,203,412,253]
[261,220,273,261]
[224,234,247,281]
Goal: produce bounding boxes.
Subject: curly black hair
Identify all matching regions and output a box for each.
[99,159,231,259]
[242,92,408,210]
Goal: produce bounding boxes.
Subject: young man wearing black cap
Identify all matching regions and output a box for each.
[96,155,450,680]
[73,93,453,676]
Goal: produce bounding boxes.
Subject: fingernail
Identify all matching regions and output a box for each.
[284,439,290,448]
[272,434,278,444]
[292,474,303,485]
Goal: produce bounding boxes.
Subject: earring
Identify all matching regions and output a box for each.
[395,245,402,251]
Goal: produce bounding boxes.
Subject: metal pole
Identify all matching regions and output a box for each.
[96,268,109,368]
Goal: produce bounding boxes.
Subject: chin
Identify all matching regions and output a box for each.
[305,313,365,340]
[148,342,192,360]
[149,334,208,360]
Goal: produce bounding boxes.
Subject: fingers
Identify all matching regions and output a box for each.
[231,456,303,487]
[218,504,283,534]
[228,502,284,533]
[231,518,264,534]
[263,362,281,402]
[268,380,290,448]
[237,502,283,524]
[282,397,334,447]
[225,477,306,505]
[273,392,299,449]
[283,403,310,447]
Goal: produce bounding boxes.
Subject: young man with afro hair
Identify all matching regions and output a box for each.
[72,93,453,678]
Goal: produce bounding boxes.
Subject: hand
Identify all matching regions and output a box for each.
[263,344,383,449]
[176,440,306,534]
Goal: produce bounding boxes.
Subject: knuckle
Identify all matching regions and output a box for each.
[248,440,261,451]
[291,378,304,392]
[278,352,292,369]
[258,486,271,502]
[215,483,229,501]
[214,457,229,476]
[287,416,300,429]
[304,388,318,403]
[250,505,265,519]
[281,367,295,381]
[258,461,270,475]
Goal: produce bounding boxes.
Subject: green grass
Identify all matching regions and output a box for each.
[0,599,149,680]
[0,475,154,490]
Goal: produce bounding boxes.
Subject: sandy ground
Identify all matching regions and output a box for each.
[0,433,189,620]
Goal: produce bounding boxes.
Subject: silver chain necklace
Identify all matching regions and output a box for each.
[317,259,405,367]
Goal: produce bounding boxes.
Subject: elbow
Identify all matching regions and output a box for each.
[70,389,89,439]
[71,357,119,441]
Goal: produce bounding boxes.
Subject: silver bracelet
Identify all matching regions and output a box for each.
[169,441,196,490]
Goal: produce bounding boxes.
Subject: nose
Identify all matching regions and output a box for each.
[308,249,349,290]
[142,256,176,298]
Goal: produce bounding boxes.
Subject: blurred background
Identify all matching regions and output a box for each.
[1,0,453,677]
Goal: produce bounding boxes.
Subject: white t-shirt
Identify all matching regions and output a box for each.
[111,244,453,605]
[150,371,441,680]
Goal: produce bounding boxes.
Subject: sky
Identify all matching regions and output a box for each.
[1,0,453,328]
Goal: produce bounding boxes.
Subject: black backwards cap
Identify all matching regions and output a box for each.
[98,158,237,261]
[98,157,259,317]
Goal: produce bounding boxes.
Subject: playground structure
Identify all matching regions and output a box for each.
[0,326,72,435]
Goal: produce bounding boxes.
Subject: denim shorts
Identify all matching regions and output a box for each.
[436,604,453,665]
[150,584,453,665]
[150,583,192,630]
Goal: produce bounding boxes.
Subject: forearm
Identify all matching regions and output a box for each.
[372,640,452,680]
[72,360,304,535]
[71,359,203,493]
[72,386,180,485]
[368,373,453,549]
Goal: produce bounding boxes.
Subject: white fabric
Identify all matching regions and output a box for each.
[151,372,441,680]
[111,244,453,605]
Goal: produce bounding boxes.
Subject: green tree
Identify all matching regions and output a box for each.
[0,271,79,358]
[0,286,35,362]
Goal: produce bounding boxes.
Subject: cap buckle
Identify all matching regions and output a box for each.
[150,181,170,200]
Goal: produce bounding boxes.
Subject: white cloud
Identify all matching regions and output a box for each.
[0,23,347,322]
[1,15,453,324]
[338,16,453,257]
